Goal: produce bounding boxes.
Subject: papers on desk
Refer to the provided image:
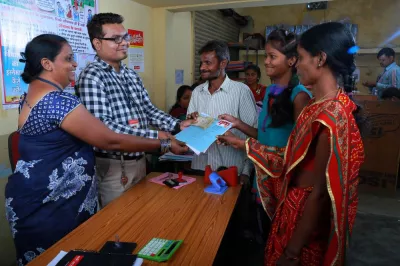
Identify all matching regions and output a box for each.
[47,251,67,266]
[47,251,143,266]
[175,114,232,155]
[159,152,193,162]
[149,172,196,189]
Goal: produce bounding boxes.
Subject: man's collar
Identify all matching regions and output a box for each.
[95,55,126,72]
[200,75,231,93]
[386,62,397,71]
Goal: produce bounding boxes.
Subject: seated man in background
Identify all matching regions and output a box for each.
[363,48,400,98]
[381,87,400,101]
[187,40,258,184]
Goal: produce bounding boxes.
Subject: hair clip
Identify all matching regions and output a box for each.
[19,52,26,63]
[347,46,360,54]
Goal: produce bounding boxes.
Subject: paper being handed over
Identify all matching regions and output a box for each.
[175,113,232,155]
[192,116,214,129]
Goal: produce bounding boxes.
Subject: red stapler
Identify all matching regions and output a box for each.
[204,165,238,187]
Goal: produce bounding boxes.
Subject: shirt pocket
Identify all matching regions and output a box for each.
[210,94,238,117]
[124,78,143,106]
[383,72,392,84]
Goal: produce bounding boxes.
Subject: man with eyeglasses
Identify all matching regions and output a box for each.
[78,13,192,207]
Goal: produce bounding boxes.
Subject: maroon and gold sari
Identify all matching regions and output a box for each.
[246,91,364,265]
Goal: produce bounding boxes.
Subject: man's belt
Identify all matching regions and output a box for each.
[95,152,144,161]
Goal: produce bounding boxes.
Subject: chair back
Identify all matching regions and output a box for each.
[8,131,20,172]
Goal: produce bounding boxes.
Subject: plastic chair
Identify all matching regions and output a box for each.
[8,131,20,172]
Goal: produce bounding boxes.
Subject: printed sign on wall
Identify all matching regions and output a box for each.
[128,29,144,72]
[0,0,98,109]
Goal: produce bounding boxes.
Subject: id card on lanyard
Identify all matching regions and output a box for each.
[109,72,136,187]
[128,119,139,128]
[120,155,128,187]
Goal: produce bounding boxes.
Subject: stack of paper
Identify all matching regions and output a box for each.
[47,251,143,266]
[175,114,232,155]
[159,152,193,162]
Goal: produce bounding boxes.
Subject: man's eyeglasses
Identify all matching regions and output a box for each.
[96,34,131,44]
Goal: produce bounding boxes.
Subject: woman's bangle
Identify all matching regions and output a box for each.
[159,139,171,154]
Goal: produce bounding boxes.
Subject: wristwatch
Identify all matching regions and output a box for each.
[159,139,172,154]
[172,122,181,135]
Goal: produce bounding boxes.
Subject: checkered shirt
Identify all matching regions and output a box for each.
[77,56,179,156]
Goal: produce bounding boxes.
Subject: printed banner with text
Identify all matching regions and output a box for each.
[128,29,144,73]
[0,0,98,109]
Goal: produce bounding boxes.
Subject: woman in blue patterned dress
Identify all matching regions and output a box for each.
[5,34,188,266]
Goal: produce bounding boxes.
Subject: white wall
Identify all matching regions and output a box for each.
[166,12,194,111]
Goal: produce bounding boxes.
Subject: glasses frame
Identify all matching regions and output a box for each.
[96,33,131,44]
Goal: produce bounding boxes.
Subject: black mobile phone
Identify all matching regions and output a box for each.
[99,241,137,255]
[163,179,179,188]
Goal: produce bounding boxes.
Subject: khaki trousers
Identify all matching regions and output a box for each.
[95,156,146,208]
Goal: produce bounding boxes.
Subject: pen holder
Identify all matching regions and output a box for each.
[204,165,238,187]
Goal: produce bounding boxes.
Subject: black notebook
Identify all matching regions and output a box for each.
[55,250,137,266]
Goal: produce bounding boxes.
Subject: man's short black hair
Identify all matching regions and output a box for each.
[381,87,400,100]
[87,13,124,49]
[377,47,395,59]
[199,40,230,62]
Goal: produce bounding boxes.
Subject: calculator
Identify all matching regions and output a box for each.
[137,238,183,262]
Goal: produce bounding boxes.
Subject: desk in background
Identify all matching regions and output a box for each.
[353,94,379,102]
[28,172,241,266]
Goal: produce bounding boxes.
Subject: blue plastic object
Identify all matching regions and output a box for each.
[204,172,228,195]
[347,45,360,54]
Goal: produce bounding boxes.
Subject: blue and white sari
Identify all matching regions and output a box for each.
[5,91,97,265]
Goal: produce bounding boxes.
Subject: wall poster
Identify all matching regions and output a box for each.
[128,29,144,73]
[0,0,98,109]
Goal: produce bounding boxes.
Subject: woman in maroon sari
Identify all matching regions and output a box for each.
[219,22,365,265]
[169,85,193,120]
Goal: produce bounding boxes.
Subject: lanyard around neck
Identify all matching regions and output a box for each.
[37,77,63,92]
